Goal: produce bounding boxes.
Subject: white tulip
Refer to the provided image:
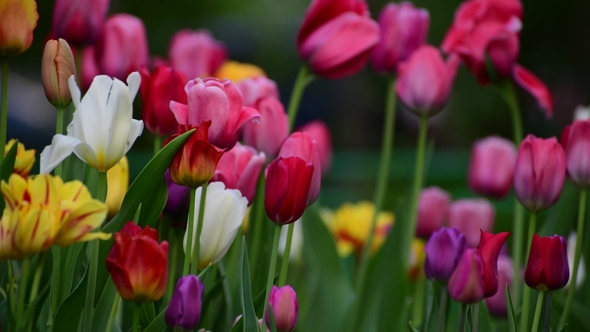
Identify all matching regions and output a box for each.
[40,73,143,173]
[184,182,248,270]
[567,232,585,289]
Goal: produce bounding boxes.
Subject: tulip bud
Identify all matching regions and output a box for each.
[396,45,458,117]
[41,39,76,108]
[485,255,513,317]
[468,136,517,198]
[169,29,227,79]
[165,275,204,331]
[214,61,266,83]
[514,135,566,212]
[371,2,430,74]
[236,76,280,108]
[424,227,466,282]
[106,156,129,218]
[51,0,109,45]
[279,132,322,206]
[416,186,450,238]
[448,199,495,248]
[297,121,333,176]
[525,234,569,291]
[0,0,38,58]
[266,285,298,332]
[242,97,289,161]
[561,120,590,188]
[4,139,35,178]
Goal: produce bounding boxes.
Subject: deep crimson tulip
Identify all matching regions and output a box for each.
[51,0,109,45]
[424,227,466,282]
[242,97,289,161]
[514,135,566,212]
[485,254,513,317]
[416,186,451,238]
[169,29,227,79]
[279,132,322,206]
[165,275,204,331]
[297,121,333,177]
[265,157,314,225]
[266,285,298,332]
[296,0,380,79]
[170,78,261,150]
[561,120,590,188]
[371,2,430,74]
[106,222,169,302]
[468,136,517,199]
[140,65,188,137]
[448,199,495,248]
[236,76,280,108]
[525,234,569,291]
[164,122,225,188]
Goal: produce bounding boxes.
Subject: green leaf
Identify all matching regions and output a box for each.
[137,177,168,228]
[506,284,518,332]
[0,140,18,212]
[53,270,87,331]
[144,308,168,332]
[267,304,277,332]
[229,316,243,332]
[91,278,117,332]
[239,237,259,332]
[140,302,156,329]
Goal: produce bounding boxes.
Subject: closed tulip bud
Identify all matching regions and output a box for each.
[448,199,495,248]
[266,285,298,332]
[165,275,204,331]
[106,156,129,218]
[169,29,227,79]
[4,139,35,178]
[236,76,280,108]
[514,135,566,212]
[51,0,109,45]
[561,120,590,188]
[140,65,188,137]
[525,234,569,291]
[485,255,513,317]
[42,39,76,108]
[279,132,322,206]
[371,2,430,74]
[242,97,289,161]
[297,121,333,176]
[416,186,451,238]
[396,45,459,117]
[265,157,314,225]
[214,61,266,83]
[0,0,38,58]
[106,222,168,302]
[468,136,517,198]
[424,227,466,282]
[296,0,380,79]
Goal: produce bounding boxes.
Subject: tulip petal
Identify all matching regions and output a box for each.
[68,75,81,109]
[40,134,84,174]
[479,231,510,297]
[512,64,553,118]
[170,101,189,125]
[126,71,141,101]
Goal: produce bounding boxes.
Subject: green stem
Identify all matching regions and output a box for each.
[520,211,537,332]
[132,303,141,332]
[531,291,545,332]
[412,276,426,326]
[249,172,266,274]
[472,302,480,332]
[182,187,197,275]
[0,59,8,164]
[437,285,448,332]
[97,171,108,202]
[54,107,65,178]
[164,231,179,305]
[278,223,294,286]
[16,259,31,329]
[458,303,468,332]
[105,294,120,332]
[560,188,586,327]
[153,135,163,156]
[262,225,282,331]
[7,260,16,316]
[355,77,397,291]
[28,253,46,307]
[191,182,208,274]
[544,291,553,332]
[218,262,234,325]
[287,65,313,130]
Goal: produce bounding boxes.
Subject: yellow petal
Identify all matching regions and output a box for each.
[106,156,129,218]
[1,174,27,211]
[213,60,266,82]
[54,200,107,246]
[14,205,57,257]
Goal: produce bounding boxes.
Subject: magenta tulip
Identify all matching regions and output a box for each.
[468,136,517,199]
[169,29,227,79]
[297,121,333,176]
[448,199,495,248]
[561,120,590,188]
[236,76,280,108]
[266,285,298,332]
[416,186,451,238]
[51,0,109,45]
[242,97,289,161]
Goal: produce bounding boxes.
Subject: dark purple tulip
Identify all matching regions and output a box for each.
[165,275,204,331]
[424,227,466,282]
[164,170,190,221]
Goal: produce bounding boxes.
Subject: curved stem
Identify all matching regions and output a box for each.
[437,285,448,332]
[278,223,294,286]
[54,107,64,178]
[0,59,8,164]
[153,135,163,156]
[182,187,197,276]
[262,225,282,331]
[191,182,208,274]
[531,291,545,332]
[544,291,553,332]
[132,303,141,332]
[560,188,586,327]
[520,211,537,332]
[16,259,31,329]
[458,303,468,332]
[105,294,120,332]
[287,65,313,130]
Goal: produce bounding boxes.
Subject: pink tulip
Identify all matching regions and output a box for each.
[395,45,459,117]
[51,0,109,45]
[279,132,322,206]
[170,78,261,150]
[296,0,380,79]
[242,96,289,161]
[169,29,227,80]
[266,285,298,332]
[448,199,495,248]
[468,136,517,199]
[485,255,513,317]
[561,120,590,188]
[297,121,333,176]
[81,46,100,91]
[236,76,280,108]
[416,186,451,238]
[514,135,566,212]
[371,2,430,74]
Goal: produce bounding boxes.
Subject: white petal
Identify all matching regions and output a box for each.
[124,119,144,155]
[104,78,134,168]
[68,75,81,110]
[40,135,83,174]
[126,72,141,101]
[75,76,114,154]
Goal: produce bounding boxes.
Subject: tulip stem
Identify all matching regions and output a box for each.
[16,259,31,329]
[55,107,65,178]
[191,182,208,274]
[471,302,479,332]
[560,188,587,327]
[28,253,46,308]
[531,291,545,332]
[249,171,266,275]
[437,285,448,332]
[262,225,282,331]
[97,171,108,202]
[153,135,163,156]
[105,294,120,332]
[0,59,8,164]
[287,65,313,130]
[132,303,141,332]
[520,211,537,332]
[278,223,294,287]
[182,187,197,276]
[458,303,468,332]
[7,260,16,315]
[544,291,553,332]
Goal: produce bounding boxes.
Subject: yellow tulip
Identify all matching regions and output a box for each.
[213,60,266,82]
[408,238,426,281]
[106,156,129,218]
[4,139,35,177]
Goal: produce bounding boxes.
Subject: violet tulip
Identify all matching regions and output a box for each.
[242,97,289,161]
[561,120,590,188]
[525,234,569,291]
[416,186,451,238]
[424,227,466,282]
[395,45,459,117]
[236,76,280,107]
[296,0,380,79]
[164,170,191,221]
[448,199,495,248]
[514,135,566,212]
[266,285,298,332]
[468,136,517,199]
[51,0,109,45]
[94,14,149,81]
[371,2,430,74]
[165,275,204,331]
[485,255,514,317]
[169,29,227,79]
[0,0,38,58]
[297,121,333,176]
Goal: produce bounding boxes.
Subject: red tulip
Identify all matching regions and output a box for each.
[525,234,569,291]
[448,199,495,248]
[242,96,289,161]
[561,120,590,188]
[169,29,227,79]
[416,186,451,238]
[468,136,517,199]
[51,0,109,45]
[297,121,333,177]
[485,254,513,317]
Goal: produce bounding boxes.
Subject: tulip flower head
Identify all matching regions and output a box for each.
[236,76,280,108]
[566,232,585,289]
[164,170,191,222]
[296,121,333,176]
[42,39,76,108]
[51,0,109,45]
[266,285,298,332]
[416,186,451,238]
[424,227,466,282]
[525,234,569,291]
[214,61,266,83]
[279,132,322,206]
[242,97,289,161]
[169,29,227,79]
[0,0,38,57]
[448,198,495,248]
[561,120,590,188]
[485,254,514,317]
[106,156,129,218]
[106,222,169,302]
[165,275,204,331]
[4,139,35,178]
[468,136,517,199]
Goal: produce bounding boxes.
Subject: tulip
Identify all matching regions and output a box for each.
[212,143,266,204]
[165,275,204,331]
[265,157,314,225]
[164,170,191,221]
[561,120,590,188]
[183,182,248,270]
[42,39,76,108]
[485,255,514,317]
[266,286,298,332]
[514,135,566,212]
[236,76,280,107]
[106,222,168,302]
[424,227,466,282]
[448,199,495,248]
[169,29,227,79]
[416,186,451,238]
[94,14,149,81]
[525,234,569,291]
[170,77,261,150]
[0,0,38,57]
[468,136,517,198]
[214,61,266,83]
[296,0,380,79]
[395,45,459,117]
[140,65,188,137]
[51,0,109,45]
[566,232,585,289]
[278,132,322,206]
[574,105,590,121]
[408,238,426,281]
[40,72,144,173]
[4,139,35,178]
[81,46,100,91]
[106,156,129,218]
[371,2,430,74]
[297,121,333,176]
[242,97,289,161]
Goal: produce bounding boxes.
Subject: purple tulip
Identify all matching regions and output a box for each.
[424,227,466,282]
[165,275,204,331]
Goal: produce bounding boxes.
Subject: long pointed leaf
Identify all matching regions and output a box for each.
[506,284,518,332]
[239,237,259,332]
